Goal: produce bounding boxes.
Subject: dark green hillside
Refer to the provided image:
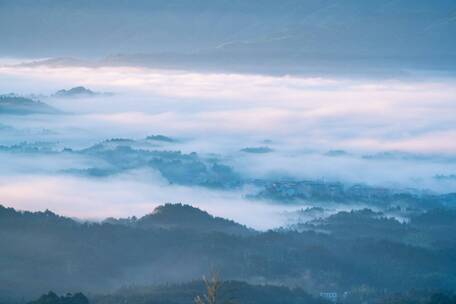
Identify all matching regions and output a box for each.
[105,203,255,236]
[1,204,456,301]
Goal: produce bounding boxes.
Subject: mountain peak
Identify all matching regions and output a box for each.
[136,203,255,236]
[146,134,176,143]
[54,86,97,97]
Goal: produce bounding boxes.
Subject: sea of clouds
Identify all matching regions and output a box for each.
[1,60,455,229]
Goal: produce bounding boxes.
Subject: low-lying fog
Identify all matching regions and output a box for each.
[1,60,456,229]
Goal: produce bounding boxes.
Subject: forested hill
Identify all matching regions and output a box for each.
[0,95,59,115]
[1,204,456,301]
[103,203,255,236]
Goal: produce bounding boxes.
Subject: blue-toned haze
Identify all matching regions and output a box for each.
[0,0,456,229]
[2,2,456,302]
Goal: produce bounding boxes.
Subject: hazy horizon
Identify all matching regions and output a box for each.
[1,2,456,302]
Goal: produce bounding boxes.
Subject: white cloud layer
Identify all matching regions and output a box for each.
[0,172,296,230]
[1,61,456,224]
[2,64,455,152]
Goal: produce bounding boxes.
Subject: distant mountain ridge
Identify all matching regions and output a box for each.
[146,134,176,143]
[0,203,254,236]
[53,86,113,98]
[0,95,59,115]
[54,86,97,98]
[1,0,455,74]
